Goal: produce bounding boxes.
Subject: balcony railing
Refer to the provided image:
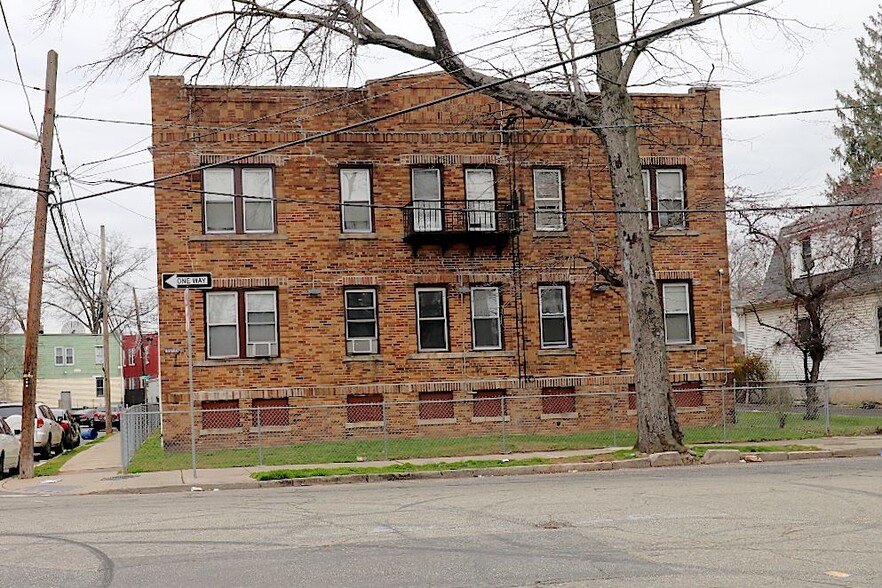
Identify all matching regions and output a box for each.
[402,202,518,254]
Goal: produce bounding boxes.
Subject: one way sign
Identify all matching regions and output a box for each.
[162,272,213,290]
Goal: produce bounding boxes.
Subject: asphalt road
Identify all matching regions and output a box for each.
[1,458,880,587]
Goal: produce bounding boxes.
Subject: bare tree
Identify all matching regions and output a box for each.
[735,189,882,419]
[44,216,156,336]
[0,172,31,401]
[43,0,771,453]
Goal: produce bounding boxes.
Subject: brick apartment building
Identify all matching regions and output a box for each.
[122,333,159,404]
[150,73,733,447]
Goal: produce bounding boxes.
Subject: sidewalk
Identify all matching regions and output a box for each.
[2,435,880,497]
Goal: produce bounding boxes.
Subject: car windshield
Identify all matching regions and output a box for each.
[0,405,22,419]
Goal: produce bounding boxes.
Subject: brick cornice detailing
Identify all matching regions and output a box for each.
[408,272,458,285]
[461,272,512,285]
[641,155,688,166]
[655,270,696,281]
[401,154,505,165]
[214,277,288,289]
[337,275,380,287]
[199,154,289,166]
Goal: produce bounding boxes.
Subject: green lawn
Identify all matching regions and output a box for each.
[125,411,882,474]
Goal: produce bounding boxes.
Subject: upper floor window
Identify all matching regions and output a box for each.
[345,289,378,355]
[661,282,693,344]
[416,287,449,352]
[642,168,685,229]
[533,169,564,231]
[411,168,442,232]
[203,167,274,234]
[877,306,882,350]
[54,346,74,366]
[471,287,502,350]
[340,168,373,233]
[206,290,278,359]
[127,348,136,366]
[464,168,496,231]
[94,345,104,366]
[539,285,569,349]
[96,376,104,398]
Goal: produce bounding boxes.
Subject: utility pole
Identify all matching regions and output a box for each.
[101,225,113,436]
[19,50,58,480]
[133,286,145,400]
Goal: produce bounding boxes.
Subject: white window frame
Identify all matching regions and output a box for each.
[244,291,279,358]
[411,168,442,232]
[662,282,693,345]
[206,291,241,360]
[471,287,502,350]
[642,168,686,229]
[344,289,378,351]
[876,306,882,351]
[533,168,564,231]
[95,376,104,398]
[54,346,65,366]
[65,347,74,365]
[464,168,496,231]
[416,287,449,352]
[241,167,275,234]
[539,285,570,349]
[340,168,373,233]
[203,167,236,234]
[95,345,104,366]
[127,347,136,366]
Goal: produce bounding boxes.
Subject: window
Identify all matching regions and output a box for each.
[345,289,378,355]
[661,283,693,344]
[95,345,104,366]
[203,166,274,234]
[473,390,506,418]
[539,285,569,348]
[471,287,502,350]
[411,168,442,232]
[251,398,289,428]
[642,168,685,229]
[206,290,278,359]
[127,348,136,366]
[340,168,372,232]
[96,376,104,398]
[533,169,564,231]
[54,346,74,366]
[202,400,240,429]
[419,392,455,420]
[416,287,449,352]
[797,316,812,345]
[464,168,496,231]
[628,382,703,410]
[346,394,383,423]
[541,387,576,415]
[877,307,882,349]
[800,238,814,274]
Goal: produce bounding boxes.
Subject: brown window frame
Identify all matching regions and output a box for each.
[204,288,280,360]
[642,166,686,230]
[202,165,276,235]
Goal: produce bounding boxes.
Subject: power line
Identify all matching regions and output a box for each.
[0,0,40,135]
[0,180,52,195]
[52,0,768,209]
[0,75,44,91]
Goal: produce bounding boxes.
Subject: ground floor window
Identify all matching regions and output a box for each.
[418,392,454,420]
[202,400,240,429]
[473,390,507,418]
[541,387,576,414]
[346,394,383,423]
[251,398,289,428]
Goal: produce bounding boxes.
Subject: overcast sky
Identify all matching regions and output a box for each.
[0,0,880,295]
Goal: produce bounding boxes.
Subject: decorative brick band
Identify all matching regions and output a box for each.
[199,153,289,166]
[336,275,380,286]
[214,277,288,289]
[655,270,696,281]
[401,154,505,165]
[461,272,512,285]
[641,155,688,166]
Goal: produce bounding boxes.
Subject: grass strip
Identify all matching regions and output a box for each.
[33,434,109,477]
[690,444,818,459]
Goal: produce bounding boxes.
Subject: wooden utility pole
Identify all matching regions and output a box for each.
[19,50,58,480]
[101,225,113,435]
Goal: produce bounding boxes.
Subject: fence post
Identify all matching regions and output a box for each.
[257,406,263,466]
[501,394,507,454]
[824,382,831,435]
[722,385,727,442]
[382,400,389,461]
[611,393,617,447]
[120,408,128,474]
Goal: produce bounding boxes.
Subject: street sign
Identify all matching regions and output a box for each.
[162,272,212,290]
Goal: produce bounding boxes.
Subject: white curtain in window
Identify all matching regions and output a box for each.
[242,169,273,232]
[340,169,372,232]
[207,292,239,357]
[204,169,235,232]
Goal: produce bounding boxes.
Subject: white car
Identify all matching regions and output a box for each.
[0,403,65,459]
[0,416,20,477]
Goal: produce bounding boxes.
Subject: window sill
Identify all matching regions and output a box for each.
[339,232,378,240]
[627,406,706,416]
[540,412,579,420]
[471,415,510,423]
[651,228,699,237]
[417,418,457,426]
[345,421,384,429]
[620,344,706,354]
[407,351,516,360]
[343,355,384,363]
[195,357,294,367]
[190,233,288,242]
[538,348,576,356]
[533,230,568,237]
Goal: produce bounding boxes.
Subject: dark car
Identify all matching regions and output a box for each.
[70,408,96,428]
[51,409,81,450]
[91,407,121,431]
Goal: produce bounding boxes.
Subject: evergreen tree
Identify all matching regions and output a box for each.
[832,8,882,198]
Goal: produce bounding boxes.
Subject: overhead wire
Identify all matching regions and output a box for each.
[0,0,40,136]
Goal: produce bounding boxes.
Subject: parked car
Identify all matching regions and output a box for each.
[0,403,65,459]
[90,406,121,431]
[51,409,81,450]
[0,416,20,478]
[70,408,95,428]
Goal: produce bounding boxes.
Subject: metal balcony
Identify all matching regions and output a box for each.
[402,202,518,255]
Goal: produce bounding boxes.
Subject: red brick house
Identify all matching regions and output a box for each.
[149,73,733,447]
[122,333,159,402]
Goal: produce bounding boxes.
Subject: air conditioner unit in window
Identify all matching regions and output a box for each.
[347,338,378,355]
[248,342,275,358]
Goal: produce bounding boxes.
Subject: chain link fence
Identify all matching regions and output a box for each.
[119,383,882,474]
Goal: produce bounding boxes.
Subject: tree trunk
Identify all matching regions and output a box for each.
[589,0,684,453]
[804,355,822,420]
